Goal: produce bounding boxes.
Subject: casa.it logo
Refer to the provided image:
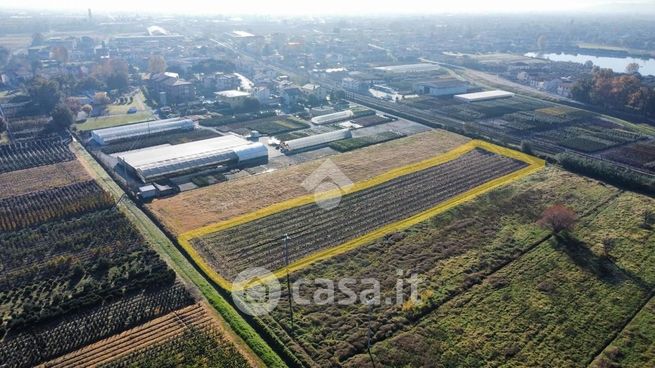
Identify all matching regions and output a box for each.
[231,267,281,316]
[301,159,353,210]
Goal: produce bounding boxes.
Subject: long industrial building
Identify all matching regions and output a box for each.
[311,110,354,125]
[116,135,268,182]
[280,129,352,153]
[91,118,195,145]
[454,90,515,102]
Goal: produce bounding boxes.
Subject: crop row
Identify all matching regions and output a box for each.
[0,137,75,174]
[350,114,395,127]
[43,303,213,367]
[0,180,114,231]
[601,140,655,171]
[101,328,250,368]
[0,208,141,280]
[99,324,250,368]
[0,283,193,368]
[329,131,406,152]
[194,149,527,280]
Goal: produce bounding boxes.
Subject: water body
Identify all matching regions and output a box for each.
[524,52,655,76]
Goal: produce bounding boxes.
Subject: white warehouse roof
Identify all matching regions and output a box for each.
[91,118,195,145]
[311,110,354,125]
[282,129,352,152]
[116,135,267,182]
[374,63,441,73]
[454,90,515,102]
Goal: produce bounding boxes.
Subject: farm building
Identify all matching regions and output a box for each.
[116,135,268,182]
[454,90,515,102]
[374,63,441,74]
[281,129,352,153]
[413,79,469,97]
[91,118,195,145]
[311,110,354,125]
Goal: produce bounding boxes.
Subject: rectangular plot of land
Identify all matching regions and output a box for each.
[191,148,528,281]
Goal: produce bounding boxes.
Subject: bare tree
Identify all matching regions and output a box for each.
[625,62,640,74]
[537,205,577,234]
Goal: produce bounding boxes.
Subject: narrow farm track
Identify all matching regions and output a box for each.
[40,303,213,368]
[194,149,528,280]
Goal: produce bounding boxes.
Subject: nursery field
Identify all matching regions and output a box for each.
[329,131,406,152]
[0,139,263,368]
[0,137,75,174]
[0,159,90,199]
[148,130,471,234]
[208,116,309,135]
[600,140,655,172]
[42,303,252,368]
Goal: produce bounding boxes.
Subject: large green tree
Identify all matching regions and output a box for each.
[27,77,62,114]
[49,103,74,131]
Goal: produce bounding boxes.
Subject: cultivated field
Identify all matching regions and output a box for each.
[0,138,75,174]
[201,115,309,135]
[0,146,207,368]
[191,148,530,281]
[252,167,655,367]
[41,303,253,368]
[329,131,405,152]
[0,159,90,199]
[0,180,113,231]
[148,130,471,234]
[1,284,193,368]
[601,140,655,172]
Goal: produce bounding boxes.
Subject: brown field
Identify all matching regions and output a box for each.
[40,303,260,368]
[148,130,470,234]
[0,159,91,200]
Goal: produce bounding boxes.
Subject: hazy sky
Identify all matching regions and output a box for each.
[1,0,652,15]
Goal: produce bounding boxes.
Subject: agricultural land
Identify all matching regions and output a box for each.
[257,167,654,368]
[148,129,471,234]
[0,138,261,368]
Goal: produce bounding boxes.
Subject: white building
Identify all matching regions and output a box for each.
[311,110,354,125]
[215,90,251,108]
[116,135,268,182]
[91,118,195,146]
[454,90,515,103]
[280,129,352,153]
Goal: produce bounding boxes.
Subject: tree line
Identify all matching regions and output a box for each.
[570,67,655,117]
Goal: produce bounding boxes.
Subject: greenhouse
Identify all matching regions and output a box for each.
[281,129,352,153]
[91,118,195,145]
[116,135,268,182]
[454,90,515,102]
[311,110,354,125]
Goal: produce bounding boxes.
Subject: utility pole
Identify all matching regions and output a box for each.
[283,233,294,333]
[366,299,377,368]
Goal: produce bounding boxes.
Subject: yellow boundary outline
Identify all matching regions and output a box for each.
[178,140,545,291]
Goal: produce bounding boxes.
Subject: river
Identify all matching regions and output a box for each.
[524,52,655,76]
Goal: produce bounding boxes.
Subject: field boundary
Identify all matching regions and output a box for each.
[178,140,545,291]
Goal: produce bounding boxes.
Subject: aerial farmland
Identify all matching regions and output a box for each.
[2,6,655,368]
